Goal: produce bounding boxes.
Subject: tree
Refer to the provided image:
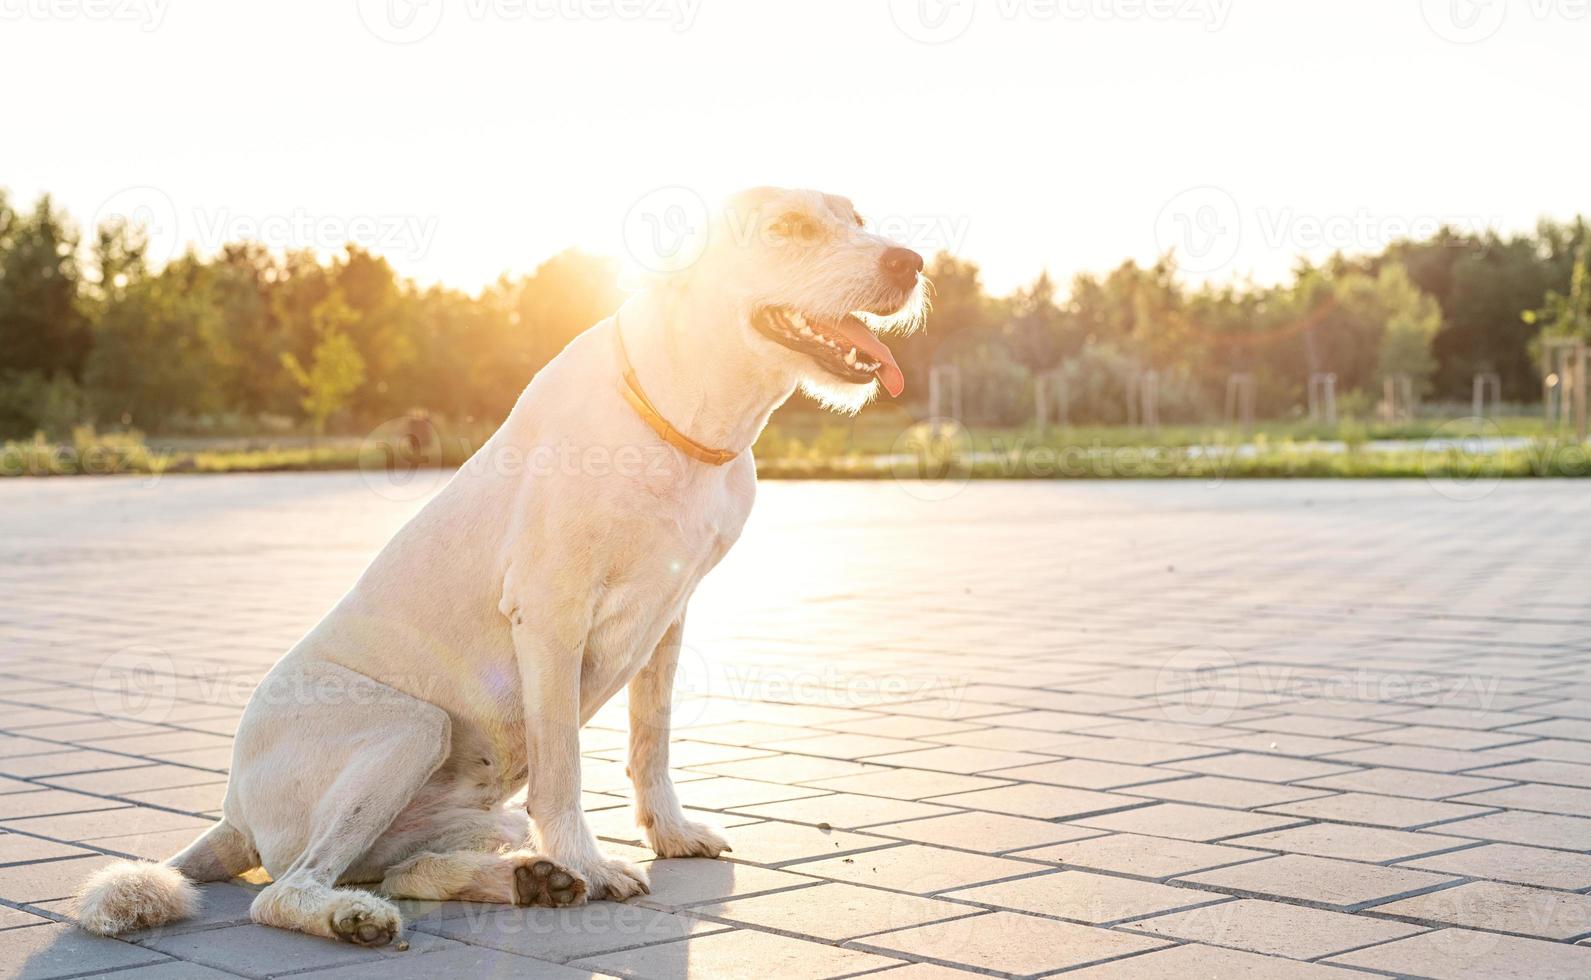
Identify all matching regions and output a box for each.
[85,256,233,430]
[0,194,90,436]
[280,293,366,439]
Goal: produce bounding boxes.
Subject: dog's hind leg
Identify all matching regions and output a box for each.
[372,806,586,907]
[378,849,588,907]
[170,819,257,882]
[237,661,452,948]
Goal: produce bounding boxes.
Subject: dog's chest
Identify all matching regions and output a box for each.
[580,473,753,705]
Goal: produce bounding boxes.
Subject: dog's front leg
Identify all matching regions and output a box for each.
[509,603,650,901]
[628,617,731,859]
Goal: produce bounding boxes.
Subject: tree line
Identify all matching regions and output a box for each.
[1,188,1587,438]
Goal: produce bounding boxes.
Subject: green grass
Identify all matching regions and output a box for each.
[5,417,1588,480]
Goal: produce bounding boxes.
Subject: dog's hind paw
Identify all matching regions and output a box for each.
[645,819,731,860]
[513,858,588,907]
[329,894,402,948]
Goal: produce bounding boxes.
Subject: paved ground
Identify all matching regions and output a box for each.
[3,474,1591,979]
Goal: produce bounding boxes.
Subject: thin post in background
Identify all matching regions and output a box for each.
[929,364,963,422]
[1225,373,1256,432]
[1472,372,1501,420]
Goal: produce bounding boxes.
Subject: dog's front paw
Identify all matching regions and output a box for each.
[645,819,731,859]
[577,856,650,901]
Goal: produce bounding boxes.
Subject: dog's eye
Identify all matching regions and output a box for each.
[770,211,819,243]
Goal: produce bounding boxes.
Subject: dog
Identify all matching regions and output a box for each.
[73,186,927,945]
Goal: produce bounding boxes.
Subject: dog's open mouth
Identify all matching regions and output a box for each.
[751,306,905,397]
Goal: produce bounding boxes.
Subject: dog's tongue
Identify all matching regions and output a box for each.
[834,315,905,397]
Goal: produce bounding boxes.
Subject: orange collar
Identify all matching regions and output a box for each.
[614,318,739,467]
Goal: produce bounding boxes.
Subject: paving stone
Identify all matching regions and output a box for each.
[1177,854,1459,911]
[705,819,892,866]
[1227,822,1472,862]
[946,870,1226,925]
[761,733,936,760]
[1451,783,1591,818]
[1261,792,1495,829]
[927,784,1145,820]
[292,945,596,979]
[0,790,131,821]
[420,903,726,963]
[0,906,52,930]
[0,922,170,979]
[855,909,1170,975]
[664,776,827,810]
[738,792,958,828]
[0,833,95,866]
[1071,802,1303,842]
[1123,896,1427,958]
[1066,942,1382,978]
[1018,832,1269,879]
[2,807,213,842]
[784,843,1044,893]
[1370,880,1591,940]
[693,880,980,940]
[1164,752,1358,783]
[1400,842,1591,890]
[44,962,243,980]
[803,767,1009,800]
[982,759,1177,790]
[1301,766,1513,800]
[1123,775,1335,809]
[1437,809,1591,848]
[0,853,119,902]
[139,922,455,978]
[693,754,877,784]
[1326,744,1526,773]
[1021,735,1215,765]
[572,924,905,978]
[638,857,821,907]
[1468,759,1591,789]
[864,810,1103,853]
[0,750,163,779]
[1199,732,1374,758]
[1327,927,1591,978]
[865,963,990,979]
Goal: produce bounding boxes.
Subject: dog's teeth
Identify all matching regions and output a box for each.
[790,312,807,329]
[844,347,858,367]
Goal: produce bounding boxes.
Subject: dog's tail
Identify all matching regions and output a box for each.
[75,820,254,935]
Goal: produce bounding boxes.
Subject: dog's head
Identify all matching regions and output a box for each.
[675,187,928,412]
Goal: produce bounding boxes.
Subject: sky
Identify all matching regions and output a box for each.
[4,0,1587,296]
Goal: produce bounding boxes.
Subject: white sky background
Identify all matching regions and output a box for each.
[4,0,1586,296]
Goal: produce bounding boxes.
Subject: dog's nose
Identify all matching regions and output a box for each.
[881,247,924,290]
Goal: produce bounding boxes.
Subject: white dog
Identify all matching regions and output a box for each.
[74,186,927,945]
